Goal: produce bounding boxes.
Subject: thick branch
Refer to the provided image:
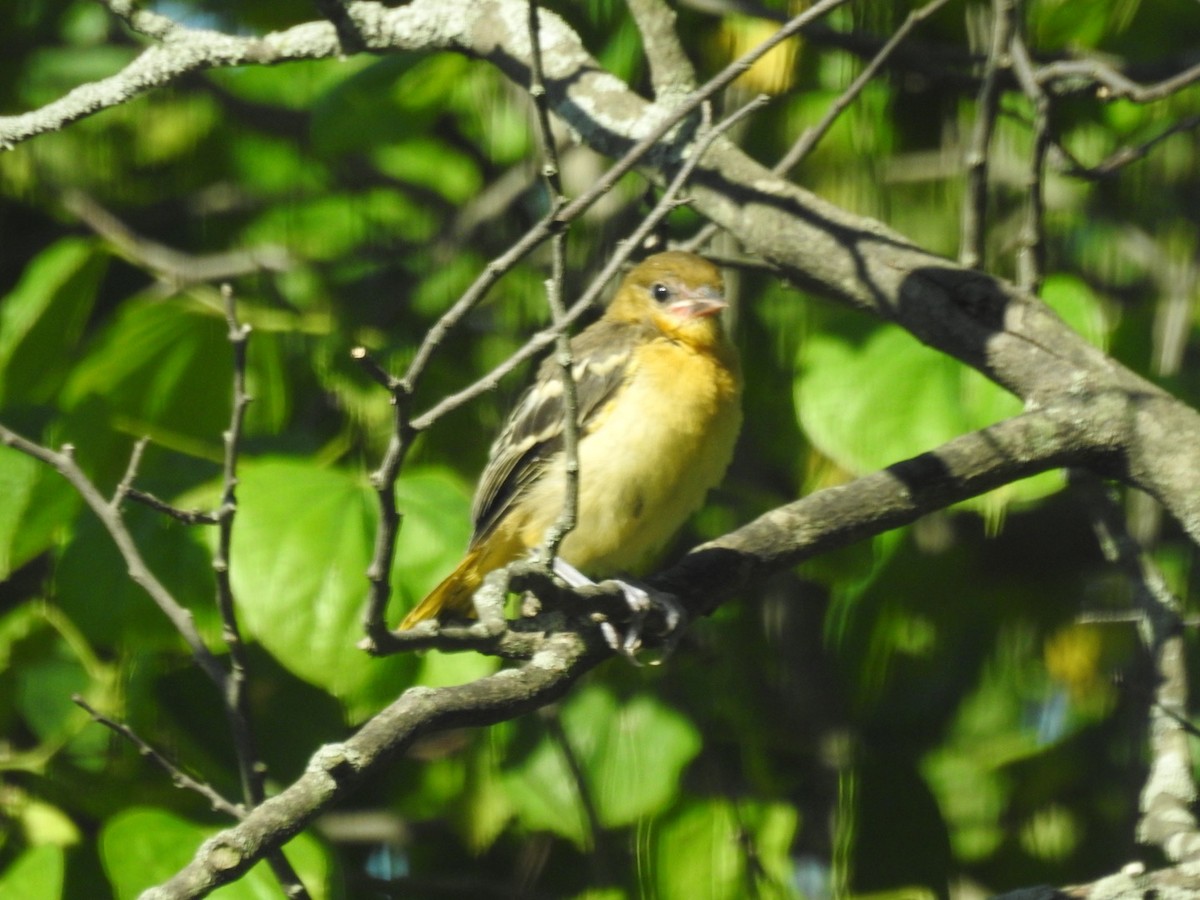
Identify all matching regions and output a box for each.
[141,631,600,898]
[147,402,1114,897]
[627,0,697,99]
[659,404,1116,612]
[16,3,1186,531]
[13,4,1200,894]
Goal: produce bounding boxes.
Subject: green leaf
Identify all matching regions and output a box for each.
[20,45,136,107]
[18,798,80,848]
[62,296,231,452]
[0,845,64,900]
[0,444,79,579]
[309,54,428,158]
[503,685,701,846]
[228,130,328,195]
[242,189,435,260]
[650,798,799,900]
[1041,274,1109,350]
[194,458,470,720]
[16,655,88,743]
[796,324,1064,515]
[0,237,106,408]
[457,739,515,854]
[100,807,332,899]
[0,604,39,672]
[56,504,218,650]
[211,57,363,108]
[372,138,482,204]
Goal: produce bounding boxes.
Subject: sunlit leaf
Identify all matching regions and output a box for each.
[796,324,1065,515]
[649,798,798,900]
[0,845,64,900]
[18,798,80,848]
[1041,274,1110,350]
[184,458,470,720]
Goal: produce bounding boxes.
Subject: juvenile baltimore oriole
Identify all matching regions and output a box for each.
[400,251,741,631]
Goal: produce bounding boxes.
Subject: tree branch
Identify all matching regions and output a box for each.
[145,402,1113,896]
[627,0,697,100]
[73,695,246,821]
[64,191,292,288]
[959,0,1017,270]
[11,2,1200,895]
[0,426,229,687]
[528,0,580,562]
[141,630,602,898]
[1071,474,1200,867]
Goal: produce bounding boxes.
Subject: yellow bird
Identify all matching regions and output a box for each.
[400,251,742,637]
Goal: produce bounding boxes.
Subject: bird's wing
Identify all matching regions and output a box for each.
[469,319,651,544]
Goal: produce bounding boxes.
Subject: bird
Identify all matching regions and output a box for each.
[399,251,742,643]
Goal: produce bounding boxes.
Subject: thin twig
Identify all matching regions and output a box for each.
[350,346,399,392]
[410,95,767,435]
[397,0,840,400]
[1010,32,1049,293]
[214,285,260,802]
[959,0,1017,270]
[0,425,228,686]
[1057,114,1200,180]
[695,0,852,100]
[776,0,955,176]
[357,351,416,646]
[2,0,850,152]
[685,0,950,254]
[365,96,763,656]
[149,404,1094,896]
[0,426,315,891]
[64,191,291,286]
[73,695,246,820]
[529,0,579,562]
[216,287,310,899]
[126,489,220,525]
[111,437,151,512]
[677,0,983,83]
[1036,56,1200,101]
[278,1,848,438]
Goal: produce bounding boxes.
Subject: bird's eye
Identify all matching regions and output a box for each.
[651,283,671,302]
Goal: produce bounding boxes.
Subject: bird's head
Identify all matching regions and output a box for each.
[606,251,729,349]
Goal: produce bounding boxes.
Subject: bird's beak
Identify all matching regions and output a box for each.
[667,285,727,319]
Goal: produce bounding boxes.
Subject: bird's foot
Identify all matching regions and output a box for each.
[551,557,685,665]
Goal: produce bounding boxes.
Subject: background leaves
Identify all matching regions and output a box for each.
[0,0,1197,897]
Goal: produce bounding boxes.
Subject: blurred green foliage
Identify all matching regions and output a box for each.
[0,0,1198,897]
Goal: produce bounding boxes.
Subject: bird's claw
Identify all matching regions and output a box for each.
[599,579,686,666]
[549,555,685,664]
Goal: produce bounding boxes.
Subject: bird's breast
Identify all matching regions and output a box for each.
[520,336,741,574]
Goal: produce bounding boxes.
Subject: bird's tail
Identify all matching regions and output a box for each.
[399,550,484,629]
[399,535,523,629]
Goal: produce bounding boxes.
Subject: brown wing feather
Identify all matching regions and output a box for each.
[469,319,652,544]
